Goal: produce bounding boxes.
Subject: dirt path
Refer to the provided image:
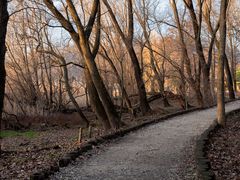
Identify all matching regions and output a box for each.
[51,101,240,180]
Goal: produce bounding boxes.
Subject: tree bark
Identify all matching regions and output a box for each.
[80,41,121,129]
[211,48,216,101]
[229,35,237,92]
[127,45,151,114]
[224,54,235,99]
[217,0,228,126]
[84,69,111,130]
[0,0,8,154]
[0,0,9,120]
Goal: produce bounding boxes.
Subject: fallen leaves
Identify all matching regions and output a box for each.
[206,111,240,180]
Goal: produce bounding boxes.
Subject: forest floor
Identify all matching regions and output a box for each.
[0,98,182,180]
[206,111,240,180]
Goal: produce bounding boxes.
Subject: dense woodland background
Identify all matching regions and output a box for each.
[0,0,240,130]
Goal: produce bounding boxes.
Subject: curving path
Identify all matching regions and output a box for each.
[52,101,240,180]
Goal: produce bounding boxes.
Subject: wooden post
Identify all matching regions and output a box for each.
[78,127,83,144]
[88,126,92,138]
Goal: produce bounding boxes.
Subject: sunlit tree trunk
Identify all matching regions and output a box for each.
[217,0,228,126]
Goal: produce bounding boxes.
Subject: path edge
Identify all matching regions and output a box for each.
[195,108,240,180]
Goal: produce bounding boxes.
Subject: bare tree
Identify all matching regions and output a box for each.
[135,0,171,107]
[170,0,204,107]
[36,43,90,127]
[183,0,214,106]
[203,0,235,100]
[43,0,120,130]
[103,0,151,114]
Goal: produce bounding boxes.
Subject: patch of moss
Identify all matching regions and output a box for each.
[0,130,38,138]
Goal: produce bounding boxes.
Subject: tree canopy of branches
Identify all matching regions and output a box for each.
[1,0,240,129]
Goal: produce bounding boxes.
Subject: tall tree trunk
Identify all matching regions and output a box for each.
[43,53,53,107]
[202,66,213,106]
[233,59,237,92]
[0,0,9,120]
[0,0,9,154]
[85,86,89,108]
[179,58,191,109]
[127,45,151,114]
[229,31,237,92]
[232,50,237,92]
[81,42,121,129]
[217,0,228,126]
[58,78,63,110]
[40,61,49,106]
[84,69,111,130]
[211,49,216,101]
[224,54,235,99]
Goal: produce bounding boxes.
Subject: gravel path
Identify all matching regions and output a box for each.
[51,101,240,180]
